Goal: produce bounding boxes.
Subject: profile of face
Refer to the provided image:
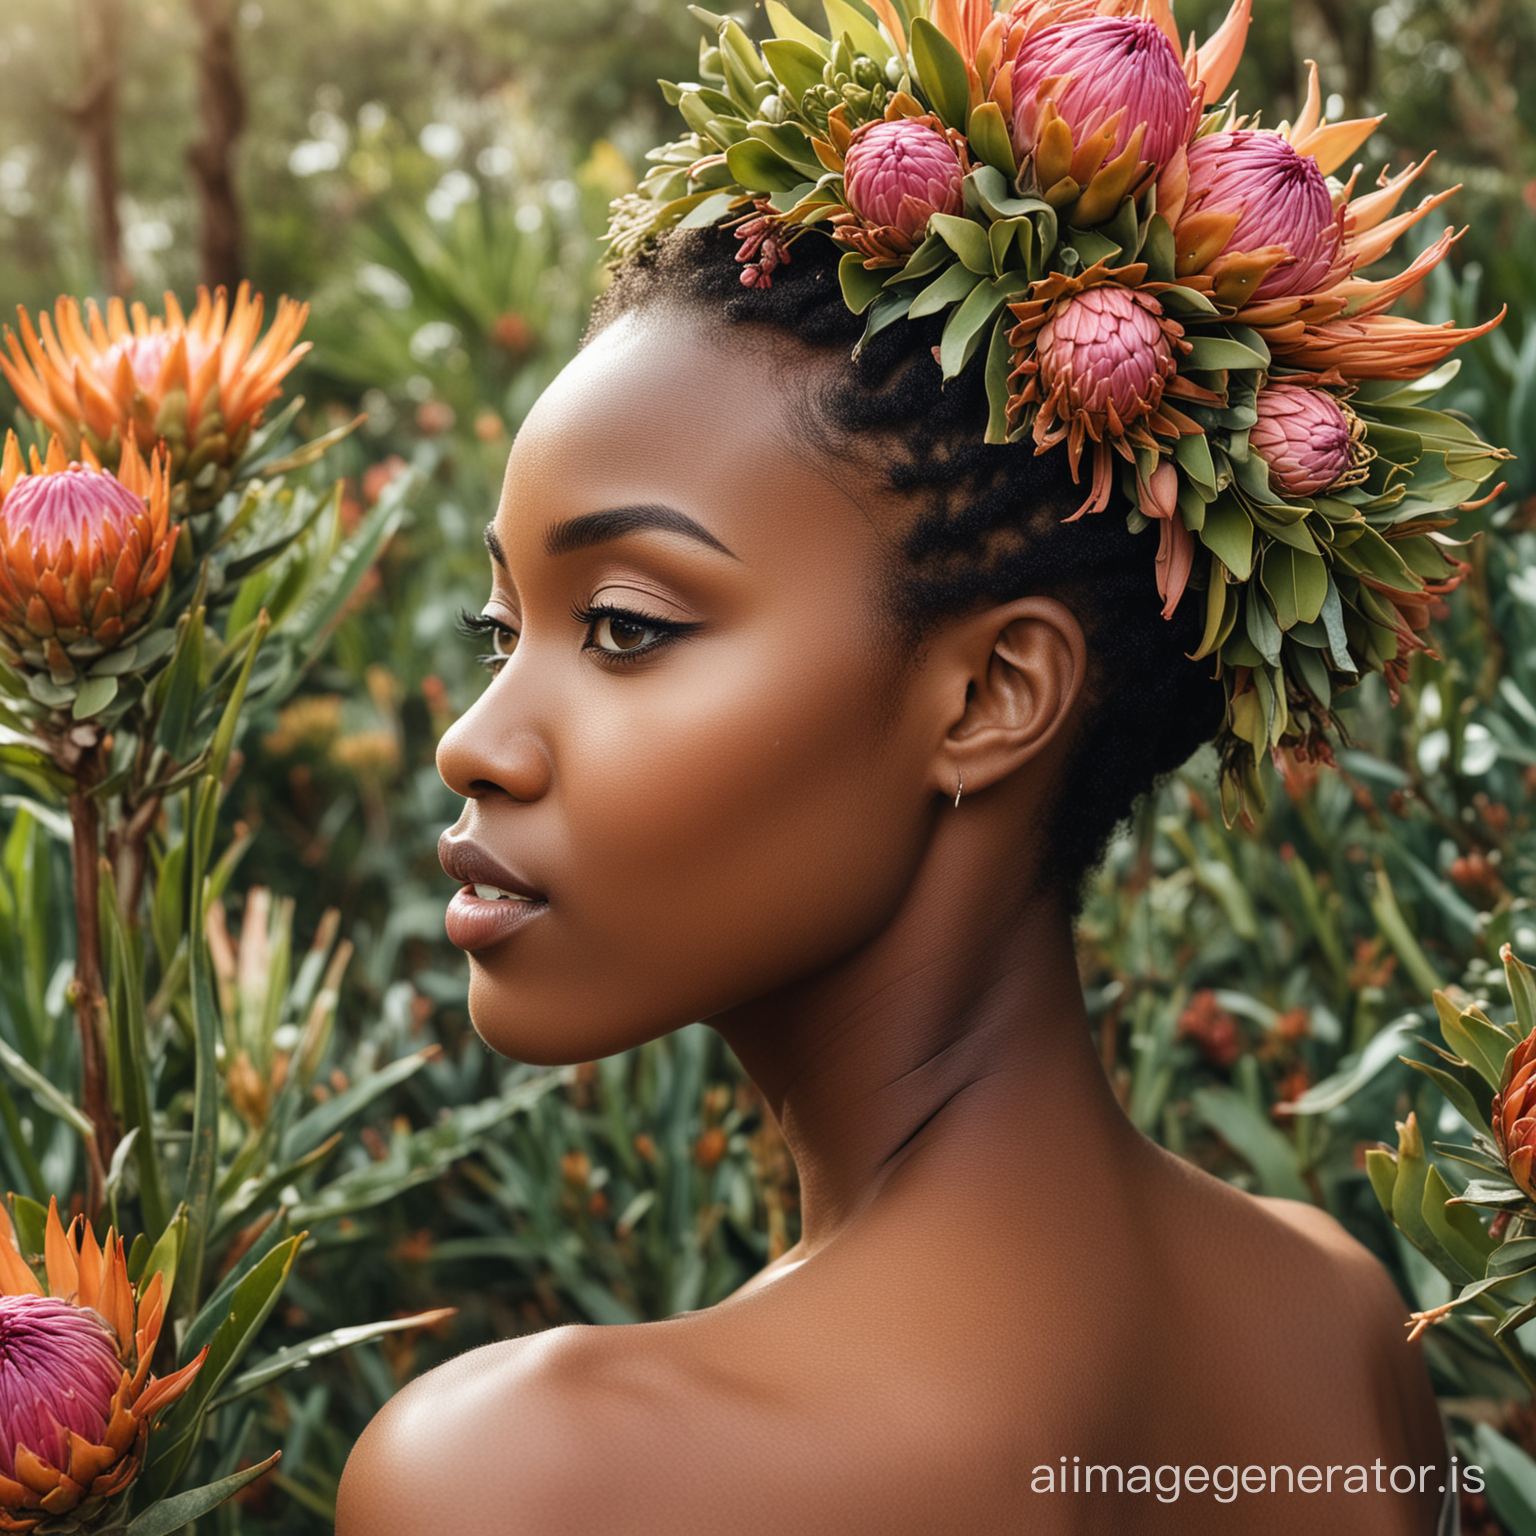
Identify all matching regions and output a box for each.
[435,305,1084,1065]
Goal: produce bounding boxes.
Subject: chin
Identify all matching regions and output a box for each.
[465,970,680,1066]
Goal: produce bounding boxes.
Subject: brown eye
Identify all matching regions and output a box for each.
[493,627,518,658]
[593,614,656,653]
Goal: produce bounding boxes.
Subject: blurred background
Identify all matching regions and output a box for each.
[3,0,1536,1529]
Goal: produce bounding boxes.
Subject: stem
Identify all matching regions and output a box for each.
[67,758,116,1217]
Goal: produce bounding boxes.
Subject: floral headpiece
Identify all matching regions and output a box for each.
[605,0,1509,814]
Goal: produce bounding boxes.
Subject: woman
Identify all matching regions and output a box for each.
[339,4,1499,1529]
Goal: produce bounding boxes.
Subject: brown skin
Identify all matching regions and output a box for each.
[337,307,1446,1534]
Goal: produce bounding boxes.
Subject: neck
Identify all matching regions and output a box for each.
[713,806,1140,1254]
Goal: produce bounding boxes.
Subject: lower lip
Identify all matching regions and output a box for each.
[444,887,548,952]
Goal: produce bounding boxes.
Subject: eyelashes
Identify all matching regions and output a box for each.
[457,607,517,671]
[457,603,700,673]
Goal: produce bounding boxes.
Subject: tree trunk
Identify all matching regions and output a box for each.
[72,0,131,296]
[188,0,248,292]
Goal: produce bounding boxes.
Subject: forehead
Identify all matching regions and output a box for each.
[492,307,889,574]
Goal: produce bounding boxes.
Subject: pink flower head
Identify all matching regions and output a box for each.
[1178,131,1340,300]
[0,1295,123,1482]
[1011,18,1193,172]
[842,119,965,243]
[1249,383,1354,496]
[2,466,147,566]
[1035,284,1175,429]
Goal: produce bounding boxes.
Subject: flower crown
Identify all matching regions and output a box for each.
[605,0,1509,814]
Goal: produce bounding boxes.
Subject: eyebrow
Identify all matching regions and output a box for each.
[553,505,740,560]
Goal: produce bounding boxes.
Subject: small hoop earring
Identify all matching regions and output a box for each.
[953,771,963,810]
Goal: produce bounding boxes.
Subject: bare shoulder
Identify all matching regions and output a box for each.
[1254,1193,1413,1327]
[336,1322,714,1536]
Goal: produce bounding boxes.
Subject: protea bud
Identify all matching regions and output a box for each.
[1174,131,1341,300]
[842,119,965,243]
[1035,284,1177,435]
[1011,18,1193,178]
[0,435,176,678]
[0,1200,206,1531]
[1249,383,1363,496]
[1493,1028,1536,1200]
[0,283,309,507]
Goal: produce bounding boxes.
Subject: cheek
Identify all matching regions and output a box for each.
[571,627,924,976]
[471,619,931,1057]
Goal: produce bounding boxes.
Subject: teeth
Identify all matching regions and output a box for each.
[472,883,533,902]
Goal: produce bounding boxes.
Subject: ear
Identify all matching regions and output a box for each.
[931,596,1087,800]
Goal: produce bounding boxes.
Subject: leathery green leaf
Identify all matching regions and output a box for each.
[910,18,970,132]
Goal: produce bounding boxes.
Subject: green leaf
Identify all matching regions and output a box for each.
[939,273,1028,379]
[1364,1149,1398,1215]
[1198,496,1254,580]
[724,137,804,193]
[1422,1164,1496,1278]
[967,101,1016,178]
[70,674,118,720]
[140,1237,302,1501]
[762,39,827,100]
[1370,866,1445,1003]
[0,1034,95,1142]
[1443,1005,1518,1092]
[1141,213,1176,283]
[983,315,1013,445]
[1286,1017,1421,1114]
[1182,333,1271,373]
[909,17,970,132]
[154,606,206,762]
[748,123,824,179]
[213,1307,457,1408]
[124,1451,282,1536]
[1473,1425,1536,1535]
[822,0,891,62]
[1190,1087,1309,1201]
[928,212,993,275]
[764,0,831,55]
[838,252,886,315]
[907,260,982,318]
[1404,1057,1494,1142]
[1506,947,1536,1039]
[1173,431,1216,494]
[1260,543,1328,629]
[283,1048,439,1162]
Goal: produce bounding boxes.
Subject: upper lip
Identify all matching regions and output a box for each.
[437,834,546,901]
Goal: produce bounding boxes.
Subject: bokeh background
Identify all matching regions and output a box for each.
[3,0,1536,1529]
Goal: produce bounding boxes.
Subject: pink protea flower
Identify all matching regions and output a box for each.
[1011,18,1193,175]
[1249,383,1359,496]
[843,119,965,243]
[1006,265,1221,616]
[0,1296,124,1485]
[1033,284,1174,430]
[0,433,177,678]
[1175,132,1342,301]
[0,1199,207,1532]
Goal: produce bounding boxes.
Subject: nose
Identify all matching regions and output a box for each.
[435,677,553,803]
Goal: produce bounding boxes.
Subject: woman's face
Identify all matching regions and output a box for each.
[435,306,950,1063]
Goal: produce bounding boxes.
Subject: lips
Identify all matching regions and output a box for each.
[438,834,546,901]
[438,833,548,952]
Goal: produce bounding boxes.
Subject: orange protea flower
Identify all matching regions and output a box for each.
[0,284,309,504]
[0,434,176,680]
[1493,1028,1536,1202]
[1171,65,1505,371]
[0,1200,205,1532]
